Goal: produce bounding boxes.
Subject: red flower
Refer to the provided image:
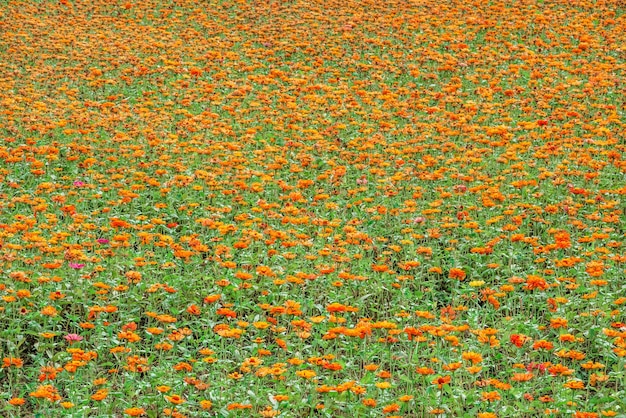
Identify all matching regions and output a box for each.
[510,334,529,347]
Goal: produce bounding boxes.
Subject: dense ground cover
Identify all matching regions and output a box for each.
[1,0,625,416]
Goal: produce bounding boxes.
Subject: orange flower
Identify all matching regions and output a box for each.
[29,385,61,402]
[125,271,142,283]
[203,294,221,304]
[173,362,192,372]
[550,317,568,329]
[234,271,253,280]
[362,398,377,407]
[110,218,131,228]
[372,264,389,272]
[554,231,571,249]
[91,389,108,401]
[364,364,379,372]
[124,407,146,416]
[563,380,585,390]
[326,303,347,313]
[164,394,185,404]
[525,275,549,291]
[548,364,574,376]
[2,357,24,368]
[8,398,25,406]
[41,306,58,317]
[296,370,316,379]
[227,403,252,410]
[585,261,605,277]
[511,373,534,382]
[462,352,483,364]
[482,391,501,402]
[448,268,466,280]
[443,362,462,371]
[532,340,554,350]
[432,375,451,388]
[186,304,201,315]
[510,334,530,347]
[382,403,400,413]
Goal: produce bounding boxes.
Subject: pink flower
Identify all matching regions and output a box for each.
[69,263,85,269]
[73,181,86,187]
[64,333,83,343]
[96,238,109,244]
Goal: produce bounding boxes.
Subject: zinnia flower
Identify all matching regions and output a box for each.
[64,333,83,344]
[124,407,146,416]
[164,394,185,404]
[69,262,85,269]
[432,375,451,388]
[8,398,25,406]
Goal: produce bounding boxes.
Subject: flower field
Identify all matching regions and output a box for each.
[1,0,625,416]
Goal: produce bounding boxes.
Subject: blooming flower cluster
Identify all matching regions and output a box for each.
[0,0,625,416]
